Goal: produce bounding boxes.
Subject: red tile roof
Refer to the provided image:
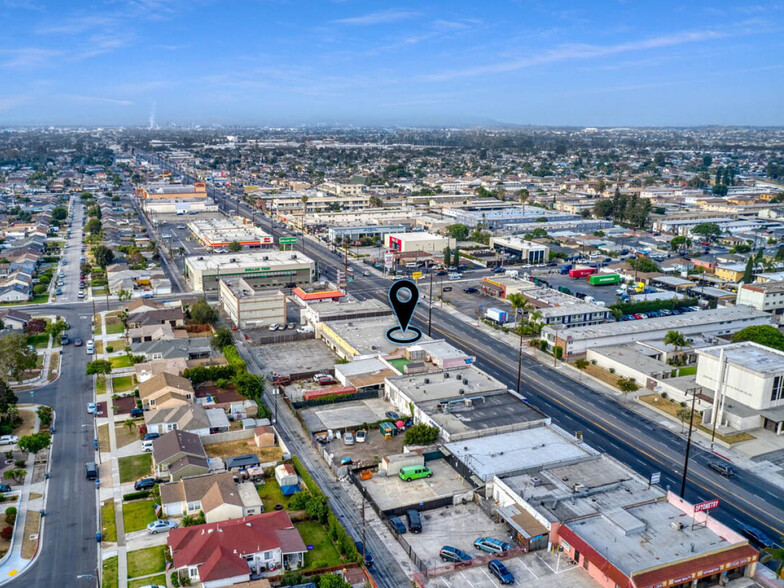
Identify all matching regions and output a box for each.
[168,511,306,583]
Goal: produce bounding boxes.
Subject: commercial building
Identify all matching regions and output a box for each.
[736,280,784,317]
[326,224,407,243]
[537,302,612,329]
[696,342,784,434]
[188,216,273,249]
[489,236,549,264]
[137,182,208,201]
[441,206,576,229]
[218,278,286,328]
[318,316,430,360]
[541,306,770,358]
[385,231,455,253]
[318,181,365,196]
[184,251,314,293]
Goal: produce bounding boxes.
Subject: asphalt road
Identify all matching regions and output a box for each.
[145,153,784,569]
[9,198,99,586]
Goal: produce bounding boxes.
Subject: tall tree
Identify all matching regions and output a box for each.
[0,333,36,382]
[761,541,784,580]
[92,245,114,268]
[742,256,754,284]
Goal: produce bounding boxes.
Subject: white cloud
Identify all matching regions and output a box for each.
[0,47,62,68]
[333,9,418,26]
[65,94,133,106]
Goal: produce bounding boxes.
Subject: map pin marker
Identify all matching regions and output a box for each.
[386,279,422,345]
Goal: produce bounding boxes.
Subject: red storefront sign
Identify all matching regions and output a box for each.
[694,498,720,512]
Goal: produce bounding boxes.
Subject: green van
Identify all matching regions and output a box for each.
[399,465,433,482]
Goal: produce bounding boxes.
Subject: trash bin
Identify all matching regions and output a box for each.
[44,472,49,480]
[39,509,45,517]
[95,479,100,489]
[96,532,102,543]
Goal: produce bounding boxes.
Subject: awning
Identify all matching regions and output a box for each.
[761,405,784,423]
[497,504,549,540]
[631,543,758,588]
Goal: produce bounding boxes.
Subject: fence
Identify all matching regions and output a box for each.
[292,388,379,410]
[252,330,315,345]
[201,429,255,445]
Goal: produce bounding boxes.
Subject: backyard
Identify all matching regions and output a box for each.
[204,439,283,461]
[257,478,299,512]
[296,520,343,569]
[122,499,157,533]
[118,453,151,483]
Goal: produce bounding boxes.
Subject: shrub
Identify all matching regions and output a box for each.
[661,392,668,399]
[609,367,616,374]
[403,424,440,446]
[122,490,151,501]
[14,460,25,468]
[106,346,113,353]
[0,526,11,540]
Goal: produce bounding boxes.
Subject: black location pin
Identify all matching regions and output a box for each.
[386,279,423,345]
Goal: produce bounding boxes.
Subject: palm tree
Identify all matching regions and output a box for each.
[300,194,308,211]
[518,189,529,215]
[507,293,531,397]
[663,330,690,365]
[123,419,137,433]
[761,542,784,579]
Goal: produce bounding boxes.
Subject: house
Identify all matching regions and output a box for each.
[152,429,209,481]
[134,338,212,361]
[134,358,189,382]
[0,283,30,302]
[159,471,263,522]
[0,309,30,330]
[145,404,211,436]
[127,308,186,329]
[127,323,175,344]
[124,298,166,315]
[138,372,194,410]
[168,511,307,586]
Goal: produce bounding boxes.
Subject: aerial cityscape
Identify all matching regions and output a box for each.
[1,2,784,588]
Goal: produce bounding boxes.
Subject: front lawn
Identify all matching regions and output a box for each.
[129,574,166,588]
[102,556,118,588]
[127,545,166,579]
[122,499,157,533]
[118,453,151,483]
[106,322,125,335]
[296,520,343,569]
[101,499,117,542]
[110,355,132,369]
[96,376,107,395]
[26,334,49,349]
[112,375,135,393]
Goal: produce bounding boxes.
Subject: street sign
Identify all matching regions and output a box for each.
[384,252,394,269]
[650,472,661,485]
[279,237,297,245]
[412,272,422,280]
[694,498,720,512]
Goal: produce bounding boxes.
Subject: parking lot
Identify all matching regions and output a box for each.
[424,550,598,588]
[531,271,621,306]
[300,397,397,431]
[319,427,405,466]
[361,459,473,511]
[435,276,513,319]
[402,502,510,569]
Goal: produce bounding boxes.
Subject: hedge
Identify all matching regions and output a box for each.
[610,297,697,317]
[122,490,151,501]
[222,345,246,370]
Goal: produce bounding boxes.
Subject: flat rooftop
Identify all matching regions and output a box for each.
[414,340,474,363]
[567,499,739,577]
[185,250,314,271]
[307,298,391,320]
[386,365,505,404]
[544,306,769,339]
[444,425,600,481]
[420,392,548,438]
[502,454,665,524]
[698,341,784,374]
[324,317,431,357]
[386,231,443,241]
[539,302,609,319]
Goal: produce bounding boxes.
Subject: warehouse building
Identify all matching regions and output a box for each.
[542,305,770,358]
[441,207,576,229]
[218,278,286,328]
[184,251,314,293]
[136,182,208,201]
[385,231,455,253]
[326,224,408,243]
[489,236,549,264]
[736,280,784,317]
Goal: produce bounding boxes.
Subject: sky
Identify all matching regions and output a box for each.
[0,0,783,127]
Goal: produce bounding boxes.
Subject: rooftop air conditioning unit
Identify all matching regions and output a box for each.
[230,258,236,263]
[464,398,473,407]
[444,373,450,379]
[459,389,465,395]
[531,476,542,487]
[263,256,269,261]
[670,521,683,531]
[292,254,297,259]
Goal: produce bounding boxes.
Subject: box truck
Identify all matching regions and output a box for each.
[568,267,597,279]
[588,273,621,286]
[485,308,508,324]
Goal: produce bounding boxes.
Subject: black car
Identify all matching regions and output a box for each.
[436,270,447,276]
[134,478,157,491]
[142,432,160,441]
[740,526,776,548]
[130,407,144,418]
[388,515,406,534]
[0,484,11,493]
[463,287,478,294]
[355,541,373,567]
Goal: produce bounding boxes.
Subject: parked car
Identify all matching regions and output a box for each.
[86,344,94,354]
[463,287,478,294]
[87,402,98,414]
[130,407,144,418]
[55,288,63,295]
[406,509,422,533]
[436,270,447,276]
[388,515,406,534]
[271,374,291,386]
[708,461,736,477]
[134,478,157,491]
[0,435,19,445]
[286,322,295,330]
[268,324,279,331]
[354,541,373,567]
[78,290,85,299]
[74,338,83,347]
[740,526,776,548]
[60,334,69,345]
[0,484,11,493]
[143,433,160,441]
[474,537,512,554]
[489,559,515,584]
[343,431,355,446]
[399,465,433,482]
[356,430,367,443]
[442,286,453,292]
[440,546,472,565]
[147,519,177,534]
[385,411,400,420]
[317,375,337,386]
[633,314,644,320]
[492,266,505,273]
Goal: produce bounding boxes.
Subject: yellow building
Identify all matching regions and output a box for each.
[714,264,747,283]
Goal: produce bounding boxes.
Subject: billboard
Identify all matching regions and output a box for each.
[694,498,720,512]
[384,252,394,269]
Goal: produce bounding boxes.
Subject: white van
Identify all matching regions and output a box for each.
[448,273,462,280]
[141,439,153,452]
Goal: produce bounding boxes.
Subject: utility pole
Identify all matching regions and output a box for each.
[361,497,366,563]
[428,269,434,336]
[680,386,700,498]
[516,314,524,396]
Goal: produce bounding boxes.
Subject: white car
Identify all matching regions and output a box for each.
[146,519,177,534]
[87,402,97,414]
[78,290,85,299]
[268,324,279,331]
[0,435,19,446]
[356,430,367,443]
[86,344,94,354]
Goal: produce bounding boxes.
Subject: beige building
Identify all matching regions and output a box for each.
[318,182,365,197]
[159,472,263,522]
[184,250,315,293]
[385,231,455,253]
[138,372,194,410]
[218,278,287,328]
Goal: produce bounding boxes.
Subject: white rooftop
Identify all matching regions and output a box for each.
[698,341,784,374]
[185,250,314,271]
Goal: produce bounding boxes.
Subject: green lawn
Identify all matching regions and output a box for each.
[101,499,117,542]
[26,334,50,349]
[112,375,135,393]
[122,499,157,533]
[96,376,107,395]
[129,574,166,588]
[127,545,166,579]
[118,453,151,483]
[106,323,125,335]
[388,358,410,373]
[110,355,133,369]
[296,521,343,569]
[257,479,297,512]
[672,366,697,377]
[102,556,118,588]
[30,294,51,305]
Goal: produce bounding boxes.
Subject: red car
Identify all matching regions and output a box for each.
[633,314,644,320]
[317,376,337,386]
[272,374,291,386]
